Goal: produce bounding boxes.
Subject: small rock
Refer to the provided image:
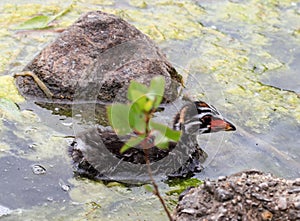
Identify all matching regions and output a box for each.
[293,178,300,186]
[218,176,226,181]
[261,210,273,221]
[241,173,247,179]
[181,208,195,214]
[294,201,300,210]
[215,188,233,202]
[237,195,242,202]
[259,182,269,190]
[268,181,278,187]
[204,181,214,193]
[237,181,243,186]
[246,199,252,205]
[288,188,300,194]
[251,193,272,202]
[278,197,287,210]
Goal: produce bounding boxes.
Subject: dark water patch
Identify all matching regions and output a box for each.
[0,155,73,209]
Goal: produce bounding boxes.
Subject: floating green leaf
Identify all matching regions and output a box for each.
[13,15,53,30]
[144,184,154,193]
[107,104,132,135]
[12,3,72,30]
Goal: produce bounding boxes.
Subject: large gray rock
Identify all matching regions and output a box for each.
[174,170,300,221]
[15,11,182,103]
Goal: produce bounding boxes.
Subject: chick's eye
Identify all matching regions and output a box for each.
[201,115,212,124]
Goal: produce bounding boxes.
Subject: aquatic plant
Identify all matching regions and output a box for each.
[107,76,180,220]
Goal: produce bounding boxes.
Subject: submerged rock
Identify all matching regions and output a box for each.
[174,170,300,221]
[15,11,182,103]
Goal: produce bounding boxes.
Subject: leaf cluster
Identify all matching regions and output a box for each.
[107,76,181,153]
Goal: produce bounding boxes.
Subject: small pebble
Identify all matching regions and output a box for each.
[259,182,269,190]
[237,195,242,202]
[204,181,214,193]
[246,199,252,205]
[292,178,300,186]
[278,197,287,210]
[288,188,300,194]
[237,181,243,186]
[261,210,273,221]
[215,188,233,202]
[268,181,278,187]
[246,179,252,185]
[293,201,300,210]
[181,208,195,214]
[251,193,272,202]
[47,197,53,201]
[241,173,247,179]
[218,176,226,181]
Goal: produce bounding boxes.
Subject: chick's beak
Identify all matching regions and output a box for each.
[210,118,236,132]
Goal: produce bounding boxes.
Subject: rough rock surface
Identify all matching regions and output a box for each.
[15,11,182,103]
[174,170,300,221]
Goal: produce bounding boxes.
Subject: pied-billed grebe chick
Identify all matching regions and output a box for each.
[70,100,236,183]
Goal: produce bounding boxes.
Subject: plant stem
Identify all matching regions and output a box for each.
[143,148,173,221]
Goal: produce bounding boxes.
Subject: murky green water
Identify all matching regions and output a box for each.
[0,0,299,220]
